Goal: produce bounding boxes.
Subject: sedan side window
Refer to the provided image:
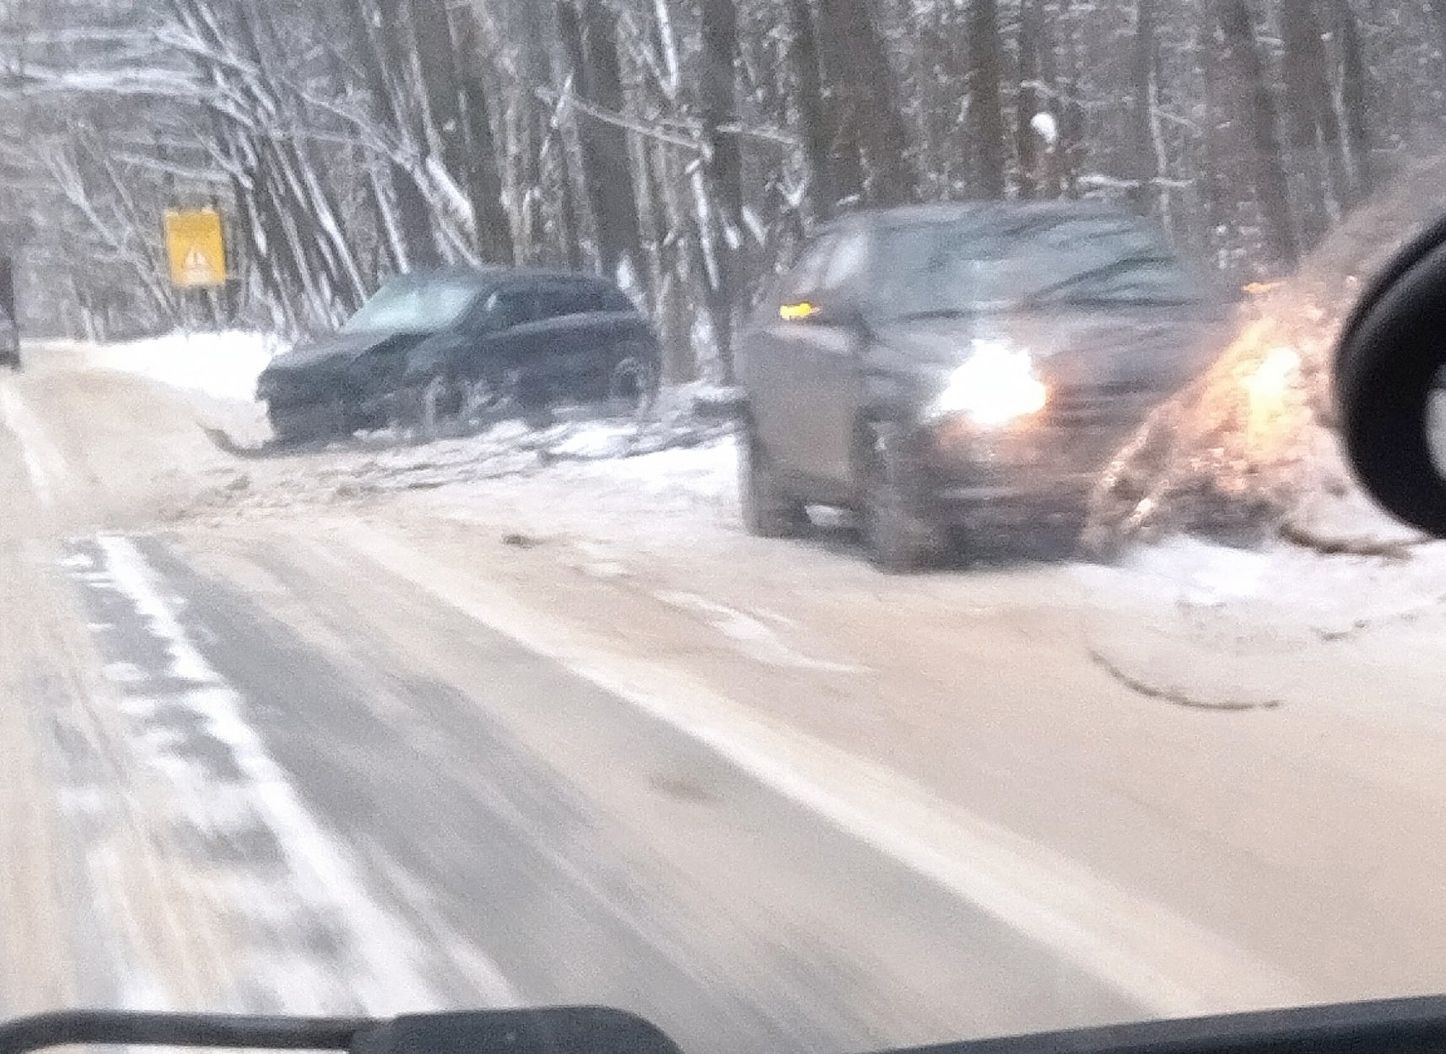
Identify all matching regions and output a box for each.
[484,290,535,330]
[535,283,602,320]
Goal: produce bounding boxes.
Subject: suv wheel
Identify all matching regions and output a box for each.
[859,423,944,573]
[328,397,366,439]
[418,375,460,436]
[459,375,507,422]
[740,422,809,538]
[608,350,659,418]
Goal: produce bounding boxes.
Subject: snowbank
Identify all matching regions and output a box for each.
[544,432,738,506]
[87,330,281,405]
[1088,154,1446,551]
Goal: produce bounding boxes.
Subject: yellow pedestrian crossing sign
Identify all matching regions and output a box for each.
[164,208,228,288]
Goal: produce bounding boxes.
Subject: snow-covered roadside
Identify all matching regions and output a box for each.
[1081,534,1446,636]
[84,330,282,405]
[81,331,1443,659]
[75,330,281,449]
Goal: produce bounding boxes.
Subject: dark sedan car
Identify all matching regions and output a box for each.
[737,202,1230,570]
[259,267,661,441]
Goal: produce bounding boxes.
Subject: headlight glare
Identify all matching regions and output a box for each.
[929,339,1048,428]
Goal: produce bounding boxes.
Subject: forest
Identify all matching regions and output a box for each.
[0,0,1438,383]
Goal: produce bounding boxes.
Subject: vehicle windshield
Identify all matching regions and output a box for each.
[341,279,480,334]
[874,216,1201,318]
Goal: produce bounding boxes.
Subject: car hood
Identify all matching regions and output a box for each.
[871,301,1234,395]
[263,329,430,377]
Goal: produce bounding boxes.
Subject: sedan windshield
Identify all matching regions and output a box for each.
[874,215,1203,319]
[341,278,480,334]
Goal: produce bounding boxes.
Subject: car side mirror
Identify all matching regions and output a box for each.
[0,1009,684,1054]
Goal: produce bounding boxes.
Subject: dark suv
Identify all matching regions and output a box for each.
[736,203,1228,570]
[260,267,660,441]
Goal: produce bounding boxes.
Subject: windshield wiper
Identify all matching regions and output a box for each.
[890,307,978,322]
[1017,254,1178,307]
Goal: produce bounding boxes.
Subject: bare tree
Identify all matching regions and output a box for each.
[700,0,742,379]
[556,0,646,290]
[1216,0,1298,269]
[1280,0,1345,244]
[966,0,1007,198]
[815,0,916,205]
[0,0,1440,357]
[788,0,833,218]
[1332,0,1371,200]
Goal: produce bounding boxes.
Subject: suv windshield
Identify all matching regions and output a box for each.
[342,279,480,334]
[874,216,1201,318]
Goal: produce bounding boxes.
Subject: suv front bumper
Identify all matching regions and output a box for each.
[917,389,1162,521]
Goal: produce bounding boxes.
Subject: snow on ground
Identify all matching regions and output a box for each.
[1090,153,1446,550]
[86,330,281,405]
[70,328,1445,652]
[180,397,740,538]
[1070,532,1446,712]
[1081,534,1446,629]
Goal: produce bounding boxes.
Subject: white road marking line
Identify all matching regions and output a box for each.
[86,535,523,1013]
[0,385,69,507]
[344,522,1315,1018]
[654,589,868,673]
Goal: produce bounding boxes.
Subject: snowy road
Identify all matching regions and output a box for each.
[4,347,1446,1049]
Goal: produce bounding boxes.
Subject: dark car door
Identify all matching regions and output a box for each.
[531,280,613,396]
[448,285,537,385]
[743,234,834,486]
[750,230,869,495]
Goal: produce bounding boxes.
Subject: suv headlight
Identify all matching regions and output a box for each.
[928,338,1048,428]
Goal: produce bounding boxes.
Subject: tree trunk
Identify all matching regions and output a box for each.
[966,0,1007,198]
[700,0,742,381]
[1129,0,1159,216]
[556,0,647,289]
[517,1,555,263]
[1033,3,1064,198]
[1055,0,1087,198]
[1216,0,1298,269]
[1280,0,1331,244]
[453,5,517,263]
[335,0,440,269]
[788,0,834,218]
[1333,0,1371,199]
[815,0,916,205]
[407,0,466,194]
[1015,0,1041,200]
